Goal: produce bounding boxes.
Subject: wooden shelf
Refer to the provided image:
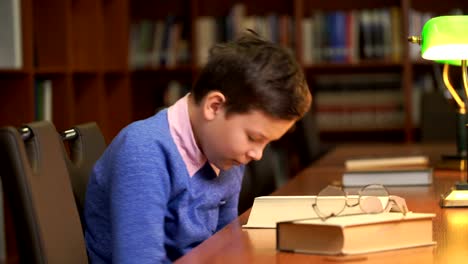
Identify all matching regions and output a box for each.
[0,69,30,75]
[103,70,129,76]
[71,70,100,76]
[0,75,34,128]
[131,66,193,75]
[34,67,67,75]
[320,127,405,133]
[32,0,69,69]
[320,128,407,143]
[304,61,403,72]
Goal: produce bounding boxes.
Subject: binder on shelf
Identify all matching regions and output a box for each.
[0,0,22,69]
[35,80,53,122]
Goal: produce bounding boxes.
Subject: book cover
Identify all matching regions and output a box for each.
[195,16,216,66]
[243,195,392,229]
[390,7,402,62]
[149,20,164,67]
[0,0,22,69]
[34,79,53,121]
[345,155,429,171]
[42,80,53,122]
[277,212,436,255]
[359,10,373,59]
[301,17,313,65]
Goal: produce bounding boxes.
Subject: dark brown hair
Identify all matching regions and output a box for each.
[191,32,311,120]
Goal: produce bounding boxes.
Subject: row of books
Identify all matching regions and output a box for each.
[302,8,402,64]
[316,107,405,131]
[127,6,461,69]
[195,13,294,65]
[314,74,405,131]
[301,8,450,64]
[129,17,190,69]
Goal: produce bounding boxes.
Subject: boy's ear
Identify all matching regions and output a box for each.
[203,91,226,121]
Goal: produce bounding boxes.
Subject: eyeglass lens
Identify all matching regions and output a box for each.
[314,185,347,218]
[359,184,390,214]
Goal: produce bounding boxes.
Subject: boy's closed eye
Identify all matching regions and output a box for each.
[248,133,271,145]
[247,134,262,142]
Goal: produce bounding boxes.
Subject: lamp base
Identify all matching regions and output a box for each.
[435,154,466,171]
[440,182,468,207]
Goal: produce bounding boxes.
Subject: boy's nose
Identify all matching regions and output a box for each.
[247,147,263,161]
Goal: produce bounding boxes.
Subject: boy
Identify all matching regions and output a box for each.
[84,32,311,263]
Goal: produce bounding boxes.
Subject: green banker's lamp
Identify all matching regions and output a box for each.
[409,15,468,207]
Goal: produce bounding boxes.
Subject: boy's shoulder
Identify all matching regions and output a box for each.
[115,109,173,148]
[125,109,169,135]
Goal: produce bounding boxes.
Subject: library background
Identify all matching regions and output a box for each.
[0,0,468,261]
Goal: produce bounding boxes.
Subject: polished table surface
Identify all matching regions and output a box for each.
[175,143,468,263]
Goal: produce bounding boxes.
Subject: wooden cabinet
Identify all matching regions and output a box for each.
[0,0,131,143]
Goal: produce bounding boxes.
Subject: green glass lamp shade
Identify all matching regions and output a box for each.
[421,16,468,66]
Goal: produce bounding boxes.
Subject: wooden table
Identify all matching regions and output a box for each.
[175,143,468,263]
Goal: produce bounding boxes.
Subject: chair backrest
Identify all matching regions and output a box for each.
[61,122,106,220]
[294,109,331,167]
[0,121,88,264]
[238,144,285,214]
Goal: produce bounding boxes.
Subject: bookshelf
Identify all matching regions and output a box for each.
[126,0,468,145]
[2,0,467,145]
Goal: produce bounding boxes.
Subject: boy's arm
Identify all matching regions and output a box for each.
[108,138,171,263]
[216,192,240,230]
[217,167,244,230]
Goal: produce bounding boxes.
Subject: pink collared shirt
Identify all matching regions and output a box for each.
[167,94,220,177]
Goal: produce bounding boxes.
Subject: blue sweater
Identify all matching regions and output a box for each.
[84,110,244,263]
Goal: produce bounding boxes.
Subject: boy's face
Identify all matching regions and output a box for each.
[197,92,295,171]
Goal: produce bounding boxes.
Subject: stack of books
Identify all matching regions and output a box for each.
[243,195,436,255]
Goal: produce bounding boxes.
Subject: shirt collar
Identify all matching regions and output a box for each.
[167,94,220,177]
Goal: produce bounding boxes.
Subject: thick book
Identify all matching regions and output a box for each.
[342,168,433,187]
[277,212,436,255]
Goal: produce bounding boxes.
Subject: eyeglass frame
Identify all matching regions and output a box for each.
[311,184,409,221]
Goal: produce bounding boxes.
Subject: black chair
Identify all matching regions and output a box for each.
[60,122,106,222]
[420,91,457,142]
[238,144,286,214]
[293,108,331,168]
[0,121,88,263]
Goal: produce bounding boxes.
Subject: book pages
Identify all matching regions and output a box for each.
[243,195,392,228]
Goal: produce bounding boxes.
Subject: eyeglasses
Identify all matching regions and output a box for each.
[312,184,409,221]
